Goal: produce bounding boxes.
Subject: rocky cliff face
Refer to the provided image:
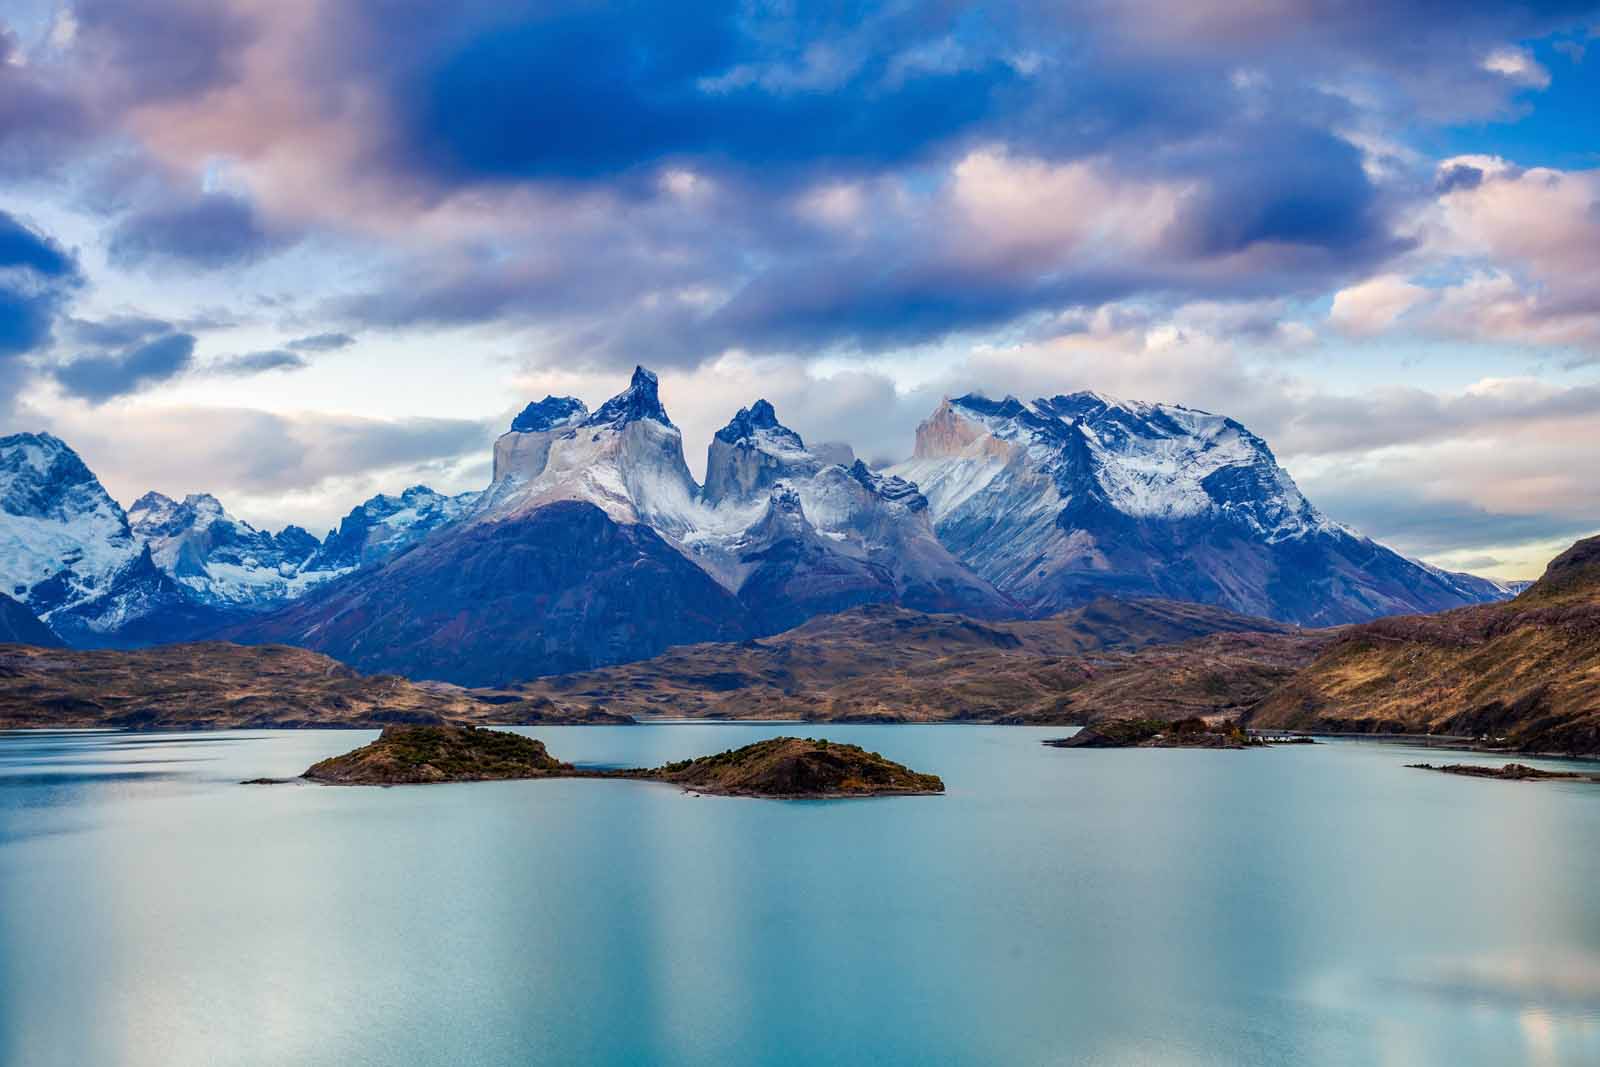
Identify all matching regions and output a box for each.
[890,392,1510,625]
[475,366,700,537]
[476,374,1015,629]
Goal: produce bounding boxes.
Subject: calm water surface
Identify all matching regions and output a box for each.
[3,724,1599,1066]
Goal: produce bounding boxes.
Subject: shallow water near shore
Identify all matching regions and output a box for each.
[4,724,1600,1066]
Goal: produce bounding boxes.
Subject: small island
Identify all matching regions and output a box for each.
[295,725,943,798]
[305,724,573,784]
[650,736,945,798]
[1044,717,1265,749]
[1407,762,1600,783]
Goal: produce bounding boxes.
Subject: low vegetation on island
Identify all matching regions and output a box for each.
[1043,716,1311,749]
[650,737,945,797]
[294,725,944,798]
[1407,762,1600,783]
[1045,717,1256,748]
[305,724,573,784]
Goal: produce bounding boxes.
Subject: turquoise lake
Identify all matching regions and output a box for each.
[3,724,1600,1066]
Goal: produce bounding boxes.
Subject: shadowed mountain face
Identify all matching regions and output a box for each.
[1248,533,1600,755]
[519,598,1325,724]
[229,370,1013,683]
[227,500,750,686]
[0,593,60,647]
[479,371,1015,624]
[889,393,1510,625]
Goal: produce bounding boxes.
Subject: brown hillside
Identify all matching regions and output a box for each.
[520,598,1323,724]
[1248,534,1600,754]
[0,642,631,730]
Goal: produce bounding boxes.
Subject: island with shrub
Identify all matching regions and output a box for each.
[294,725,944,798]
[1044,717,1278,749]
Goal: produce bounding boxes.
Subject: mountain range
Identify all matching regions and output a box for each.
[0,431,477,646]
[889,392,1509,623]
[2,368,1516,682]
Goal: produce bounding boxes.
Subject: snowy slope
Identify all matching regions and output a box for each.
[889,392,1511,625]
[130,492,326,607]
[306,485,480,572]
[0,432,141,621]
[475,373,1015,621]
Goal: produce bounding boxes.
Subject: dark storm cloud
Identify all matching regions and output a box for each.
[73,0,258,103]
[1164,126,1403,260]
[0,211,75,278]
[1435,163,1486,194]
[0,211,81,393]
[208,349,310,376]
[107,192,286,271]
[53,332,197,403]
[375,0,1020,185]
[286,331,356,352]
[323,0,1572,359]
[0,28,89,172]
[62,314,175,349]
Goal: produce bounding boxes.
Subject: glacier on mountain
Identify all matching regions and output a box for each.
[888,391,1507,624]
[472,367,1014,620]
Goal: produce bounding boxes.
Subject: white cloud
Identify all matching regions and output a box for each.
[1482,46,1551,88]
[1328,274,1428,336]
[1418,160,1600,355]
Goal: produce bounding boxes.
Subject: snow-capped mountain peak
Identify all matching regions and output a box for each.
[307,485,481,572]
[1,432,139,619]
[890,390,1505,624]
[583,365,673,428]
[479,365,699,533]
[900,391,1330,539]
[130,489,327,605]
[703,400,821,505]
[511,395,589,433]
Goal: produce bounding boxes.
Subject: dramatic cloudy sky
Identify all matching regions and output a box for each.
[2,1,1598,577]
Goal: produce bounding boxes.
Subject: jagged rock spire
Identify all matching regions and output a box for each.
[714,399,796,445]
[584,366,673,427]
